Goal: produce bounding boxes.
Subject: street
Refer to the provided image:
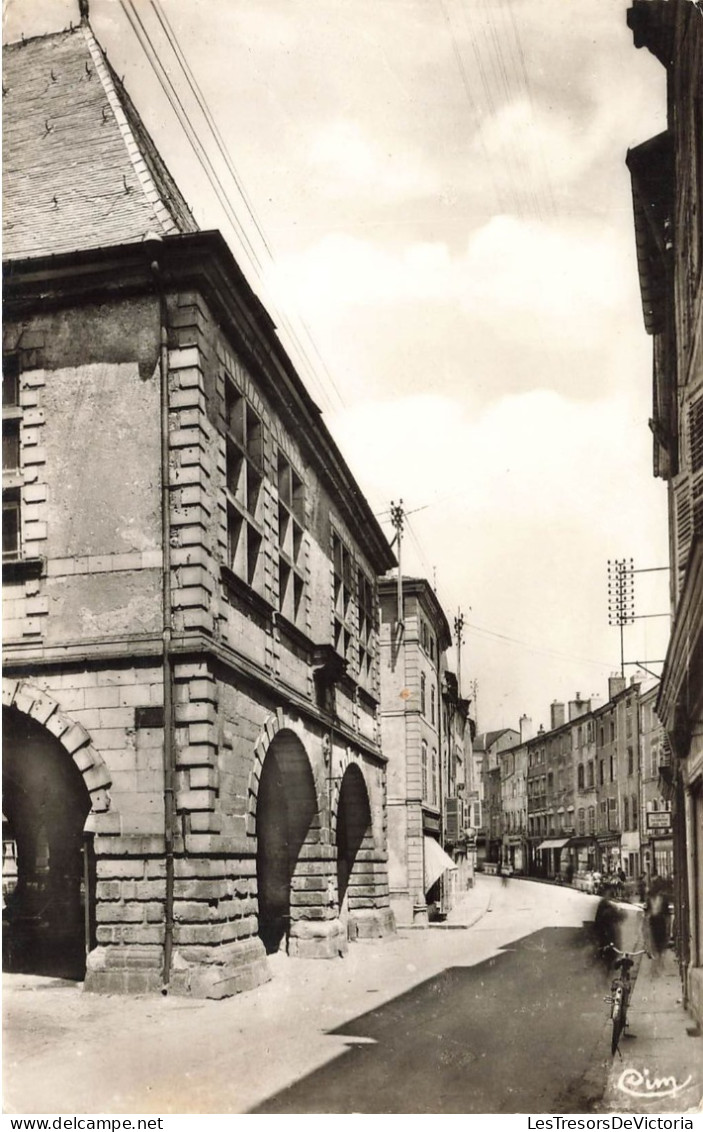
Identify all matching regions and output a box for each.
[3,877,641,1114]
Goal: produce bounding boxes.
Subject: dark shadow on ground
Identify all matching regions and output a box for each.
[251,923,615,1114]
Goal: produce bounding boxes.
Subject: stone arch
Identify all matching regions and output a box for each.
[335,762,375,931]
[2,679,112,979]
[246,710,325,838]
[2,678,112,819]
[254,726,323,955]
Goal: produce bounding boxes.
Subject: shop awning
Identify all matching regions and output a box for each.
[536,838,570,851]
[567,836,598,847]
[424,836,458,891]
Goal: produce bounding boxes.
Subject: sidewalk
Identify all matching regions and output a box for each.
[3,879,497,1114]
[436,879,494,929]
[601,949,703,1115]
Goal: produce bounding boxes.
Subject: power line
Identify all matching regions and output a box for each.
[466,620,615,670]
[150,0,348,414]
[119,0,345,416]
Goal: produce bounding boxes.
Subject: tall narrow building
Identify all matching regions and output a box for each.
[627,0,703,1026]
[2,20,395,996]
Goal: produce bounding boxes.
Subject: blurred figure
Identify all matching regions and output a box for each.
[637,875,647,904]
[594,896,623,966]
[645,878,669,967]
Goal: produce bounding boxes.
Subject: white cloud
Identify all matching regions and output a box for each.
[267,214,632,341]
[308,120,438,201]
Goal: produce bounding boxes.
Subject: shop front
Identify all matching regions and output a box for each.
[567,836,598,890]
[535,837,570,880]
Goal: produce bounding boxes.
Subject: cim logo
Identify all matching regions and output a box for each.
[617,1067,694,1101]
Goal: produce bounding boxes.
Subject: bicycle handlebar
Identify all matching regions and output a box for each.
[605,944,649,958]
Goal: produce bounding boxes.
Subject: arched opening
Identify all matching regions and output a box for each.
[2,706,94,979]
[336,764,373,938]
[256,730,319,955]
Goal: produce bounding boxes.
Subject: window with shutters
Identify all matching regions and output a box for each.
[332,530,353,663]
[421,740,428,800]
[357,568,375,681]
[277,450,305,625]
[3,355,22,562]
[225,378,264,591]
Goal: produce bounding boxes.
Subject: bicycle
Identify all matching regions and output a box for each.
[603,944,648,1056]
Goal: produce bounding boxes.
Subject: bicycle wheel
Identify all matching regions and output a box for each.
[611,990,624,1055]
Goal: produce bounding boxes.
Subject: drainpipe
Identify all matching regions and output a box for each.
[150,246,176,992]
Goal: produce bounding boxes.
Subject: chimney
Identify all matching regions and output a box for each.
[608,674,626,701]
[550,701,566,730]
[568,692,591,721]
[519,714,534,742]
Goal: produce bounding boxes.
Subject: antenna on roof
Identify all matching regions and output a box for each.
[79,0,90,24]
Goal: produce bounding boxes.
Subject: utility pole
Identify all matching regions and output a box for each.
[607,558,669,676]
[608,558,635,677]
[390,499,404,627]
[454,608,465,696]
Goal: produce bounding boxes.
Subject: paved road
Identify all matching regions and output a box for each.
[3,877,642,1114]
[254,881,642,1114]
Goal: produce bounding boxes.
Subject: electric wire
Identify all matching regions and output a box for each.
[150,0,348,410]
[119,0,345,416]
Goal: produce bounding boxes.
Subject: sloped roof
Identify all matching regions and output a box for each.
[474,728,518,753]
[3,25,197,261]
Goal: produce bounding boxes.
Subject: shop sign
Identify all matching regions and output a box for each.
[646,812,672,832]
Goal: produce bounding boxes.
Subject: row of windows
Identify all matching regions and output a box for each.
[223,376,377,681]
[419,672,437,724]
[332,531,376,681]
[419,618,436,661]
[3,356,21,562]
[528,811,575,837]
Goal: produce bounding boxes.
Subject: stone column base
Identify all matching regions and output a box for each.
[288,917,347,958]
[84,938,270,999]
[84,945,164,995]
[348,908,396,940]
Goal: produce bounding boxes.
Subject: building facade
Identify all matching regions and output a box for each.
[527,707,575,881]
[499,734,528,874]
[442,670,474,891]
[378,577,453,924]
[640,683,674,884]
[2,23,395,997]
[627,0,703,1024]
[474,728,520,867]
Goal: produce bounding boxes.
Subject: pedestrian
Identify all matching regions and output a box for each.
[637,875,647,904]
[645,883,669,961]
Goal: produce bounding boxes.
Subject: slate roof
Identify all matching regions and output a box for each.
[3,25,197,261]
[474,729,517,753]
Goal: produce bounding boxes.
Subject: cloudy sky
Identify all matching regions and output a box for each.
[4,0,672,731]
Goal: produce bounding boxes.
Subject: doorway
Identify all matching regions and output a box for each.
[2,706,93,979]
